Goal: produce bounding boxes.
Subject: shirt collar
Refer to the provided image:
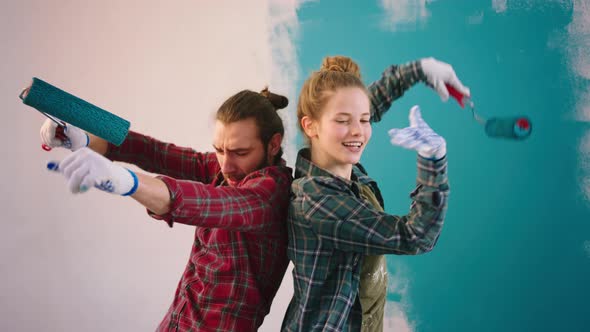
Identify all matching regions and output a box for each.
[295,148,372,186]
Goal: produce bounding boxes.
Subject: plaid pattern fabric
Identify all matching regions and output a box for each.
[368,60,426,123]
[106,131,220,183]
[282,149,449,332]
[282,61,444,332]
[106,132,292,332]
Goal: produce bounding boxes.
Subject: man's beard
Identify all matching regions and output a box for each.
[255,148,271,170]
[223,147,271,185]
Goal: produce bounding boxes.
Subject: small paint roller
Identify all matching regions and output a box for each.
[445,83,532,140]
[20,77,131,148]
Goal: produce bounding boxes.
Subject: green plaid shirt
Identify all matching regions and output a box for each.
[367,60,426,123]
[282,61,448,332]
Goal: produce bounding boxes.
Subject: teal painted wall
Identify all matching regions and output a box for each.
[296,1,590,330]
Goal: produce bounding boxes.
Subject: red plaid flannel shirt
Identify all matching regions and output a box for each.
[106,131,292,331]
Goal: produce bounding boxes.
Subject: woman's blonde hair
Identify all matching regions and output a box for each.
[297,56,367,138]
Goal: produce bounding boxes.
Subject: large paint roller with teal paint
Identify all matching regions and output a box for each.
[446,84,532,140]
[20,77,130,146]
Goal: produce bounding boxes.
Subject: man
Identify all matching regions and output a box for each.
[39,88,292,331]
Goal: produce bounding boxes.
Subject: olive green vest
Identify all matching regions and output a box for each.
[358,183,387,332]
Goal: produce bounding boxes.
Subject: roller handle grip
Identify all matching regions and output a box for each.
[41,124,67,151]
[445,83,468,108]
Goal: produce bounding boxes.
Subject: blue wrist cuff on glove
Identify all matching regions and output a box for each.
[122,169,139,196]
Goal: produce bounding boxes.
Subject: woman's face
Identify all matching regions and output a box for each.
[303,86,371,178]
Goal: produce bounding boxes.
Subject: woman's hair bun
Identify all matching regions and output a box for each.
[320,56,361,79]
[260,87,289,110]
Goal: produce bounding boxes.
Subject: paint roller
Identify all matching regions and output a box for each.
[445,83,532,140]
[19,77,130,148]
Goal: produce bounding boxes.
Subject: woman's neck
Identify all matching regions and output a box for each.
[310,147,353,180]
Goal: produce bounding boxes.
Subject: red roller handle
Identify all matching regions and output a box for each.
[445,83,468,108]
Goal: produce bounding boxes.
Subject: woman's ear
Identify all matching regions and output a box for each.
[301,116,317,139]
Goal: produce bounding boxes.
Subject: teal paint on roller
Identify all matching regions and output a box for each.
[445,83,532,140]
[484,116,532,140]
[21,77,130,146]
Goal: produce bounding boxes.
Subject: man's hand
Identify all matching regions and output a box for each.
[47,147,138,196]
[40,119,89,151]
[388,105,446,160]
[421,57,470,102]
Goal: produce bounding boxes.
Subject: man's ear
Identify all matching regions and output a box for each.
[268,133,282,158]
[301,116,317,138]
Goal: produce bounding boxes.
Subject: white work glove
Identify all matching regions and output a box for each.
[388,105,446,160]
[47,147,138,196]
[40,119,89,151]
[420,57,470,102]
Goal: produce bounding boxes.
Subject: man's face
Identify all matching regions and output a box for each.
[213,118,269,186]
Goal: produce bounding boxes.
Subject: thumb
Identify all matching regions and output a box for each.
[46,161,60,172]
[40,119,62,147]
[409,105,424,128]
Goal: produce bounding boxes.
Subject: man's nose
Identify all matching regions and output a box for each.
[220,155,236,174]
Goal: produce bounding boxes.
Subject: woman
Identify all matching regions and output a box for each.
[281,56,451,331]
